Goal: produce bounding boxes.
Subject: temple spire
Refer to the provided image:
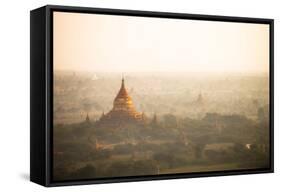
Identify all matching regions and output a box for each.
[85,113,90,123]
[121,74,125,89]
[122,77,125,88]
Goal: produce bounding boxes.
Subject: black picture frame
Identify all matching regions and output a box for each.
[30,4,274,187]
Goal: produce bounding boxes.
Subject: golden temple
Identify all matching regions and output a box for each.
[97,77,145,127]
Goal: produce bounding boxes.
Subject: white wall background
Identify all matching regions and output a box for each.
[0,0,279,191]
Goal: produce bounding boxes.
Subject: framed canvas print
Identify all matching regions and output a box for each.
[30,5,274,187]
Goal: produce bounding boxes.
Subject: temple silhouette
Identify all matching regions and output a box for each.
[96,77,146,127]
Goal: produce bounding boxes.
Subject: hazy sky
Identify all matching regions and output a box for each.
[53,12,269,73]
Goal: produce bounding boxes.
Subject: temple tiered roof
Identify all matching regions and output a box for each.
[97,77,145,127]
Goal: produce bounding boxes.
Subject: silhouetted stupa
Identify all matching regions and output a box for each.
[196,92,204,105]
[97,77,145,127]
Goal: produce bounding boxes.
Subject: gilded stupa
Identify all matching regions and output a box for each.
[97,77,145,127]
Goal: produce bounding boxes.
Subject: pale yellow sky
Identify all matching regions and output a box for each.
[53,11,269,73]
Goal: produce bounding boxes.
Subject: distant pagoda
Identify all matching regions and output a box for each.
[196,92,203,105]
[97,77,145,127]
